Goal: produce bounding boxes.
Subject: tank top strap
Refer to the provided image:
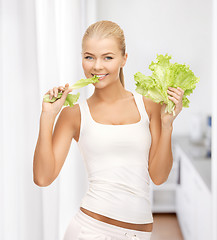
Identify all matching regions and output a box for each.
[132,91,150,122]
[78,99,92,131]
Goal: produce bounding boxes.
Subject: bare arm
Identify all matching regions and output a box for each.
[148,87,184,185]
[33,105,79,187]
[149,121,173,185]
[33,112,56,186]
[144,96,173,185]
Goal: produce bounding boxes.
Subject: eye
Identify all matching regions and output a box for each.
[105,56,113,60]
[84,56,93,60]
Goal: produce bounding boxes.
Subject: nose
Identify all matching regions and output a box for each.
[93,59,103,71]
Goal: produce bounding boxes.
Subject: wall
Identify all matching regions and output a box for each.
[212,1,217,239]
[95,0,212,137]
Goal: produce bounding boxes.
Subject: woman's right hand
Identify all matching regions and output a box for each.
[42,83,72,116]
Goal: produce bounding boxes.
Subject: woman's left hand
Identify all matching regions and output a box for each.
[161,87,184,128]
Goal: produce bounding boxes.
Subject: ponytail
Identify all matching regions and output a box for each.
[119,67,125,88]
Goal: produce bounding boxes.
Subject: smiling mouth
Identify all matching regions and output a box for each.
[91,73,108,80]
[92,73,109,77]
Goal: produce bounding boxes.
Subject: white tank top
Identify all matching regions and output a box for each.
[77,91,153,224]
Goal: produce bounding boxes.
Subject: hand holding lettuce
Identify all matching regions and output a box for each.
[134,54,200,116]
[43,75,99,107]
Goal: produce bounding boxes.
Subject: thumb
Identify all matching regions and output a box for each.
[63,87,72,95]
[60,88,72,103]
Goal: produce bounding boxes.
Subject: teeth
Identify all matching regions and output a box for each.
[97,75,106,77]
[93,74,108,77]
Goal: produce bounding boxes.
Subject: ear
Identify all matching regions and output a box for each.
[121,53,128,67]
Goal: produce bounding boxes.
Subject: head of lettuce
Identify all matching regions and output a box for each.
[43,75,100,107]
[134,54,200,116]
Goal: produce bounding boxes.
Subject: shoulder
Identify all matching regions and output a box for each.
[60,103,80,118]
[141,95,161,122]
[59,103,81,130]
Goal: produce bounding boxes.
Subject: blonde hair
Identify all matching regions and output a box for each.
[82,20,126,88]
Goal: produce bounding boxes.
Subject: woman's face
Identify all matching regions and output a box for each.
[82,37,127,87]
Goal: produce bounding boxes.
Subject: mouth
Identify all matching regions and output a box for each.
[92,73,109,80]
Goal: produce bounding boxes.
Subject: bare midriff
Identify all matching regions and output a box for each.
[80,207,153,232]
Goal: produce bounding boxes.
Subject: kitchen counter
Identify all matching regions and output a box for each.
[172,135,211,192]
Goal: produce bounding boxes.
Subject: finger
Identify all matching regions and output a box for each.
[177,87,185,94]
[59,88,72,104]
[168,87,183,96]
[53,87,58,97]
[63,88,72,95]
[168,95,179,104]
[49,89,54,99]
[167,89,182,101]
[58,86,65,92]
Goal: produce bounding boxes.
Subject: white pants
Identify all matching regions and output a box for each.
[63,209,152,240]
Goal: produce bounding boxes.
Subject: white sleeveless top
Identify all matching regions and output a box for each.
[77,91,153,224]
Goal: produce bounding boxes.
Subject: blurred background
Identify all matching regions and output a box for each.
[0,0,217,239]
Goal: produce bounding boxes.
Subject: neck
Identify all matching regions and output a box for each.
[93,79,130,104]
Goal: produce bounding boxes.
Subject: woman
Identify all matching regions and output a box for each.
[33,20,184,240]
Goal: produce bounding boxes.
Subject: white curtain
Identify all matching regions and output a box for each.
[1,0,97,239]
[1,0,42,239]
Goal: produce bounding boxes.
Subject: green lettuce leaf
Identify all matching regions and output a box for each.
[43,75,99,107]
[134,53,200,116]
[68,75,99,90]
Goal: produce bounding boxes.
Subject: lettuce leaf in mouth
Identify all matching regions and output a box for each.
[134,54,200,116]
[43,75,99,107]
